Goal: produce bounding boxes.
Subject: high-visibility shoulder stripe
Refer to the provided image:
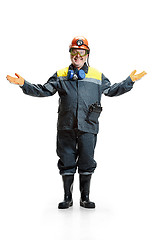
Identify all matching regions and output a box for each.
[57,67,69,77]
[85,67,102,81]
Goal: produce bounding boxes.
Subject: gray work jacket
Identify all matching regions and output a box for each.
[21,63,134,134]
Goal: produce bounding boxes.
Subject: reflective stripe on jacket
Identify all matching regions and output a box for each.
[21,63,134,134]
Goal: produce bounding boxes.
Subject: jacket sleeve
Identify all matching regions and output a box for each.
[101,73,134,97]
[20,72,58,97]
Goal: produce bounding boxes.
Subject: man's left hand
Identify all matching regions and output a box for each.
[130,70,147,82]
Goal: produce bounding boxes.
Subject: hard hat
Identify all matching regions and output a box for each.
[69,36,90,52]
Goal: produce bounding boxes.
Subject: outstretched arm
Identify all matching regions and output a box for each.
[102,70,147,97]
[6,73,58,97]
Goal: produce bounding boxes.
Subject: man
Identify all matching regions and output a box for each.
[6,36,147,209]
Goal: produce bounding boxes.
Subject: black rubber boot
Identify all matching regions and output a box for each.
[58,175,74,209]
[79,174,95,209]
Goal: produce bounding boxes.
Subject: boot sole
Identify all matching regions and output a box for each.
[80,201,95,209]
[58,201,73,209]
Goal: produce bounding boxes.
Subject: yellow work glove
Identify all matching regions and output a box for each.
[6,73,25,86]
[130,70,147,82]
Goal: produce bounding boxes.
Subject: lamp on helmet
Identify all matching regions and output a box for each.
[69,36,90,53]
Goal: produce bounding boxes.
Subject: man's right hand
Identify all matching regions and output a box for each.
[6,73,25,86]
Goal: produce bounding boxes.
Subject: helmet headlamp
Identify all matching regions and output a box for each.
[76,39,84,46]
[76,39,90,52]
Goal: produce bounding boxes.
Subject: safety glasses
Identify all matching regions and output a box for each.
[70,48,88,57]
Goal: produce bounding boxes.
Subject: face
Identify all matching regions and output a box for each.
[70,48,88,69]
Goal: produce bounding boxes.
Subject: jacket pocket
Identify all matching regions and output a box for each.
[86,102,102,124]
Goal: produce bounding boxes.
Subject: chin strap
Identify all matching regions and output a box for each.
[87,55,90,67]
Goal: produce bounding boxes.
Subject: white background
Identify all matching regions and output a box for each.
[0,0,160,239]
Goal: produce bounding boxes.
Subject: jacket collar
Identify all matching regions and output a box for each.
[69,63,89,74]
